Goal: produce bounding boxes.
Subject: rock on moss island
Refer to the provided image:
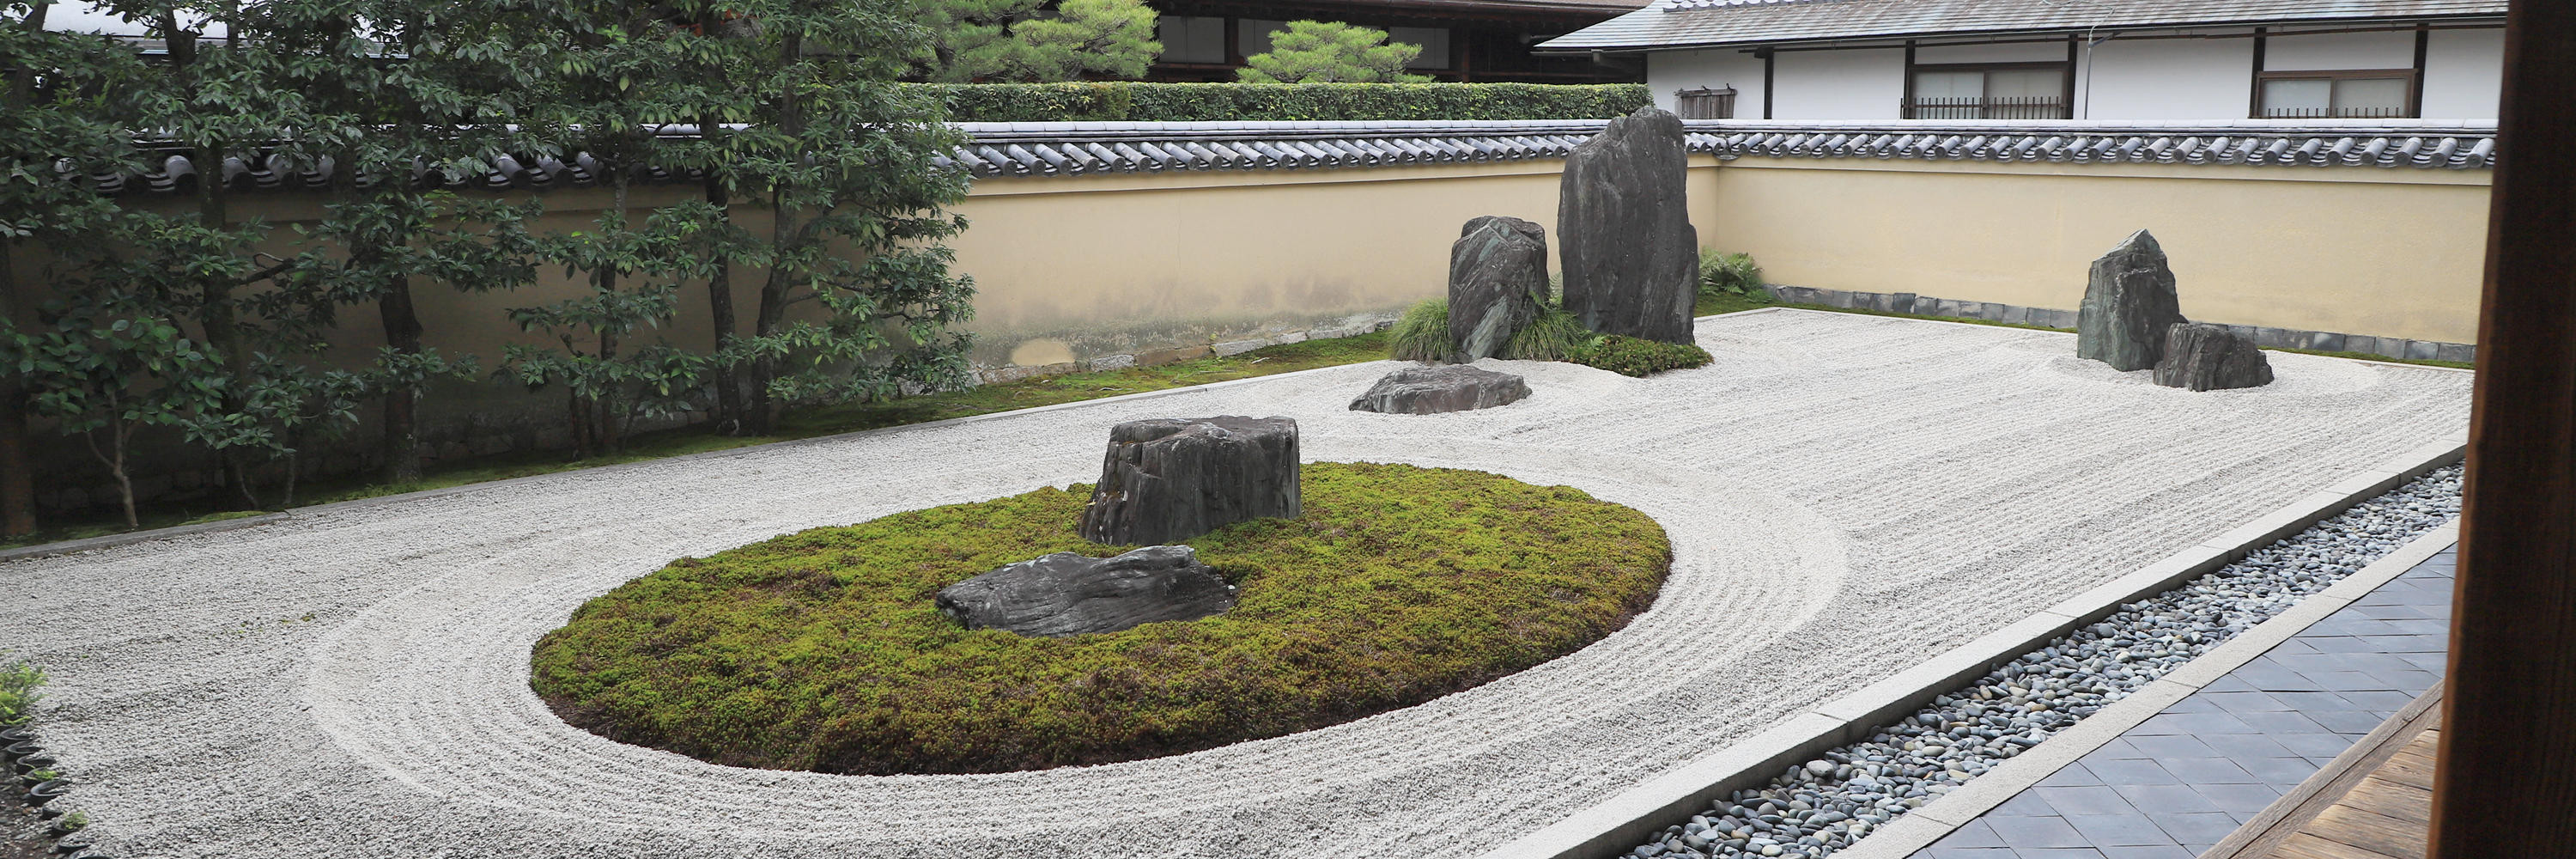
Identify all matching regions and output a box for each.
[529,462,1672,775]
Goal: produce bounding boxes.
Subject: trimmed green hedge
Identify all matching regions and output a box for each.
[531,462,1670,775]
[924,82,1651,123]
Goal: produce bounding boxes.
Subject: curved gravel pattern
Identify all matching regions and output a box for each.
[1634,464,2464,859]
[0,310,2468,859]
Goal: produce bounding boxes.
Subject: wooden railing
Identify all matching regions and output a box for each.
[2259,106,2412,119]
[1901,96,2070,120]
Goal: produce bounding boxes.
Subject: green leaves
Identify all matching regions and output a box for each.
[927,81,1652,122]
[1237,21,1430,84]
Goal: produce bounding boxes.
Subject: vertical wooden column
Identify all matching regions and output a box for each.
[2432,1,2576,854]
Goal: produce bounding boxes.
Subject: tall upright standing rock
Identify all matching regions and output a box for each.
[1449,216,1551,360]
[2077,229,2189,371]
[1078,417,1300,545]
[1559,107,1698,344]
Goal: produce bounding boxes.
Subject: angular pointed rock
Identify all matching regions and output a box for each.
[1449,216,1551,360]
[2154,322,2275,391]
[1078,416,1300,545]
[2078,229,2189,371]
[1560,107,1698,344]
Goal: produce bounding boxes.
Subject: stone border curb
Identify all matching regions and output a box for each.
[1830,519,2460,859]
[1478,437,2466,859]
[3,308,1804,564]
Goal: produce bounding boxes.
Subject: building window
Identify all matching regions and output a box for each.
[1157,15,1226,64]
[1904,64,2069,119]
[1675,87,1736,119]
[1237,19,1286,58]
[1388,26,1451,70]
[2256,71,2415,119]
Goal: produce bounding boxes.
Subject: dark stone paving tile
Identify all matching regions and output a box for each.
[2082,758,2182,786]
[2300,669,2396,691]
[2270,691,2359,712]
[2124,734,2216,759]
[2303,636,2384,654]
[2063,814,2178,847]
[2200,733,2295,759]
[2035,786,2135,817]
[2352,604,2433,620]
[2190,781,2283,813]
[1991,815,2089,850]
[2014,850,2110,859]
[2309,709,2392,734]
[2239,755,2324,786]
[1935,819,2008,849]
[2400,653,2450,671]
[2342,689,2421,710]
[2366,668,2444,693]
[2137,711,2257,735]
[2154,812,2243,845]
[2157,696,2224,715]
[2099,846,2196,859]
[2231,662,2321,691]
[2087,739,2148,760]
[2160,756,2261,784]
[1926,849,2019,859]
[2205,691,2293,714]
[2235,710,2332,734]
[1994,791,2060,817]
[2271,732,2360,758]
[2199,674,2259,693]
[2110,783,2222,814]
[2035,763,2104,789]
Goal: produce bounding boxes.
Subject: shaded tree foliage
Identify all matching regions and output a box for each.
[912,0,1158,82]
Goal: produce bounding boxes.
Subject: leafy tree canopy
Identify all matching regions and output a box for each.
[1236,20,1429,84]
[914,0,1158,82]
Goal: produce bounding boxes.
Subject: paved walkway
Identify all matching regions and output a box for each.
[1908,545,2458,859]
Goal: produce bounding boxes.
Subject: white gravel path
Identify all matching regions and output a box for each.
[0,309,2469,859]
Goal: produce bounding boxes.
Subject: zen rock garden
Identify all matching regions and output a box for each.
[2077,228,2275,390]
[1360,106,1711,411]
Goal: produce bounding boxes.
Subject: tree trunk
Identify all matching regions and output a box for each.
[164,15,263,509]
[380,275,425,483]
[703,172,740,433]
[0,245,36,537]
[567,385,590,460]
[746,34,807,437]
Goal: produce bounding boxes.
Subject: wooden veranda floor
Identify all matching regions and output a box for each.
[2206,687,2445,859]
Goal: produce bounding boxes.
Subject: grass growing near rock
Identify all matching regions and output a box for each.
[530,461,1671,775]
[1570,335,1716,377]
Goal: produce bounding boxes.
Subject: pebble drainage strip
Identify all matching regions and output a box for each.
[1631,464,2464,859]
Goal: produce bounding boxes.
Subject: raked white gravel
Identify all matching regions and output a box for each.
[0,309,2469,859]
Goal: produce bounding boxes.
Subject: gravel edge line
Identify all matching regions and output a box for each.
[1481,437,2465,859]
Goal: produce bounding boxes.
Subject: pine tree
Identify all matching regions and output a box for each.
[1237,20,1431,83]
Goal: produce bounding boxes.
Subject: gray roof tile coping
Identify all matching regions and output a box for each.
[76,118,2494,194]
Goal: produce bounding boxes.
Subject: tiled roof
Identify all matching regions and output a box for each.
[1541,0,2507,52]
[71,119,2495,194]
[1693,120,2498,169]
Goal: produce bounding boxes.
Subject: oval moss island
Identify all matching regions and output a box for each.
[531,461,1672,775]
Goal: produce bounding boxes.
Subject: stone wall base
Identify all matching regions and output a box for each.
[1763,285,2476,365]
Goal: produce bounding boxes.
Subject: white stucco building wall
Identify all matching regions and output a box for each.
[1640,23,2504,122]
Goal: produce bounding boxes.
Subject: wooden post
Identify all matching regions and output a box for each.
[2431,1,2576,854]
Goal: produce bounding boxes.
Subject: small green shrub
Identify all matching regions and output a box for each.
[1698,249,1767,302]
[1504,303,1592,361]
[927,82,1651,122]
[1571,335,1715,377]
[0,658,44,727]
[1388,298,1457,362]
[531,462,1670,775]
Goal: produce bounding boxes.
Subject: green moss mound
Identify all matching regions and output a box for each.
[532,461,1671,775]
[1570,335,1716,377]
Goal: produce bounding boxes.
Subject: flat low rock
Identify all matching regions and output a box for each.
[2154,321,2276,391]
[2077,229,2189,371]
[1078,416,1301,545]
[934,545,1236,637]
[1349,364,1531,414]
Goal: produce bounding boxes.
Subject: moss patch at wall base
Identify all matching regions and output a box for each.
[530,461,1672,775]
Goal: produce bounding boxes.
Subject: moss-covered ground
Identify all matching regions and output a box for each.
[529,461,1672,775]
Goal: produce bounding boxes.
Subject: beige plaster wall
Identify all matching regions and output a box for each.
[1701,159,2492,344]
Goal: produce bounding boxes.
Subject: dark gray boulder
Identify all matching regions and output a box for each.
[2077,229,2189,371]
[1559,107,1698,344]
[1449,216,1551,360]
[936,545,1236,637]
[1078,416,1300,545]
[2153,322,2275,391]
[1349,364,1531,414]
